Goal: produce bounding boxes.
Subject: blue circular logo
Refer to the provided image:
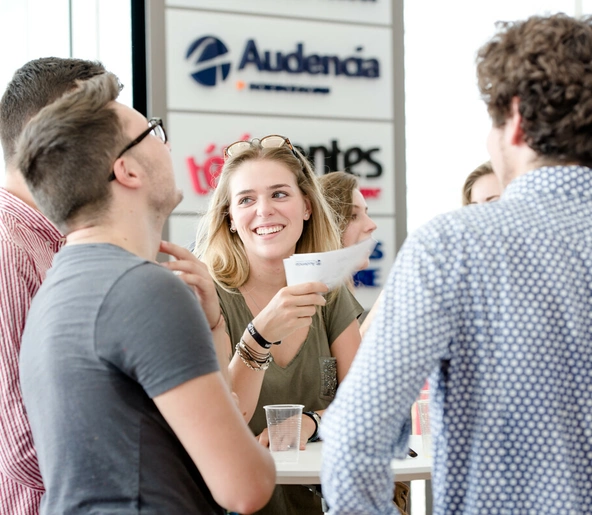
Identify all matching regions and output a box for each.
[186,36,231,87]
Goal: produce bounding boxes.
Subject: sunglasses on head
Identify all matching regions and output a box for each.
[223,134,298,161]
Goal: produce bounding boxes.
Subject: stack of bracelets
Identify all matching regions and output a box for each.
[235,339,273,371]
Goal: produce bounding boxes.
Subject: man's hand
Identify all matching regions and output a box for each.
[159,241,220,329]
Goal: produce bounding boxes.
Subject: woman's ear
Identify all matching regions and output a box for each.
[303,198,312,220]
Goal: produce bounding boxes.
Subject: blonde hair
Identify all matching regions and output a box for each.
[195,141,342,291]
[462,161,494,206]
[319,171,359,244]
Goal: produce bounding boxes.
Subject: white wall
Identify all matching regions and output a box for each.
[404,0,578,233]
[0,0,132,181]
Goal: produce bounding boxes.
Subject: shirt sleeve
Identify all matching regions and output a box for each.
[325,285,364,345]
[320,225,456,514]
[0,241,44,491]
[96,263,220,398]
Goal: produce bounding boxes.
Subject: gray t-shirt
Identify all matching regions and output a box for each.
[20,244,223,515]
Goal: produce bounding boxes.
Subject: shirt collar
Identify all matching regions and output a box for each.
[503,165,592,201]
[0,188,63,247]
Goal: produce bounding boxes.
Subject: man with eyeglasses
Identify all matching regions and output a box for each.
[15,72,275,514]
[0,57,108,515]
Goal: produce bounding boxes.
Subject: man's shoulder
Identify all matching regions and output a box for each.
[0,225,48,284]
[0,210,43,250]
[413,201,510,244]
[400,202,521,269]
[109,259,195,307]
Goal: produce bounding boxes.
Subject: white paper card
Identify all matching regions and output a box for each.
[283,238,377,290]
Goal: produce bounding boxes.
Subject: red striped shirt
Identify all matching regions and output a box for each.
[0,188,63,514]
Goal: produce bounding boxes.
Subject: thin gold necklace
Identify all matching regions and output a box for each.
[242,286,263,315]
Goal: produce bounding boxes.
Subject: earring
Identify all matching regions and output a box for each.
[304,212,310,220]
[230,222,237,233]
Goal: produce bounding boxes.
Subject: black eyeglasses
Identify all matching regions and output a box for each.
[108,117,167,182]
[223,134,298,161]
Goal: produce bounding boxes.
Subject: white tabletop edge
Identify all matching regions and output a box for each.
[274,435,433,485]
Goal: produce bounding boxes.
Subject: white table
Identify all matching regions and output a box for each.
[274,434,432,485]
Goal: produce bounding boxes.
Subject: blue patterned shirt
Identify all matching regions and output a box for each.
[321,166,592,514]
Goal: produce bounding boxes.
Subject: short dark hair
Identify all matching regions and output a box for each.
[477,13,592,166]
[16,73,125,232]
[0,57,107,166]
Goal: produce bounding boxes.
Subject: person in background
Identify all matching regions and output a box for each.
[0,57,107,515]
[194,136,363,514]
[461,160,502,205]
[321,13,592,514]
[318,171,380,336]
[319,171,409,514]
[17,73,275,515]
[319,171,377,266]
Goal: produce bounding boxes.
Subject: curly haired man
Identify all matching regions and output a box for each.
[322,13,592,515]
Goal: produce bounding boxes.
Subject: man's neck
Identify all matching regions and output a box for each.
[3,167,38,209]
[66,220,162,262]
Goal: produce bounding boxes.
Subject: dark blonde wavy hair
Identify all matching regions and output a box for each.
[461,161,494,206]
[477,13,592,166]
[194,141,342,291]
[319,171,359,243]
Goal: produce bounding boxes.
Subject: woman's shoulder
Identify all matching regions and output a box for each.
[323,284,364,326]
[215,283,243,305]
[327,284,364,314]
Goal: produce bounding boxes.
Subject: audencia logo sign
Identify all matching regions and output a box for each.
[185,35,380,94]
[186,36,232,87]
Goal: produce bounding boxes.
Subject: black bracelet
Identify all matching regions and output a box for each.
[303,411,322,442]
[247,321,280,349]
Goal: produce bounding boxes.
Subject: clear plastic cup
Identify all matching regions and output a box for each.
[417,399,432,458]
[263,404,304,463]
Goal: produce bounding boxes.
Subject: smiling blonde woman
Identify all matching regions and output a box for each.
[195,136,363,515]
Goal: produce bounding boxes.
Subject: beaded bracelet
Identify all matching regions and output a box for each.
[235,339,273,371]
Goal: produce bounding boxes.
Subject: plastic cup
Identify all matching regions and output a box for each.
[417,399,432,457]
[263,404,304,463]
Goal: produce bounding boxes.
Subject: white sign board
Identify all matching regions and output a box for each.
[167,112,395,215]
[165,0,392,26]
[165,9,393,120]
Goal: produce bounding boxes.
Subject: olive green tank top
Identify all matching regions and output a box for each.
[218,284,362,515]
[217,284,363,436]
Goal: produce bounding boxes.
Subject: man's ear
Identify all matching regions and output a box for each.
[508,96,526,146]
[111,156,142,189]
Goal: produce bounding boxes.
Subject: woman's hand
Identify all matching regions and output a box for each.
[256,413,317,451]
[159,241,221,329]
[252,281,328,344]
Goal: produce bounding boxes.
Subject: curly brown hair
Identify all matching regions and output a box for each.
[477,13,592,165]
